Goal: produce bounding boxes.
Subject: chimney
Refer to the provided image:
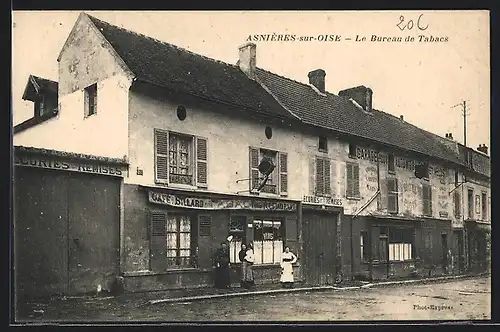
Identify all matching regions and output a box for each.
[477,144,488,155]
[238,42,257,79]
[308,69,326,93]
[339,85,373,112]
[400,115,404,121]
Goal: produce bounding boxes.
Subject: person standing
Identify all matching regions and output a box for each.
[213,242,231,289]
[240,243,255,289]
[280,246,297,288]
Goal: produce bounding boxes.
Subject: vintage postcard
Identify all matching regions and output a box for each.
[11,10,490,323]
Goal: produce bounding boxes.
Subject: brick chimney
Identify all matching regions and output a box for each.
[339,85,373,112]
[238,42,256,79]
[477,144,488,155]
[308,69,326,93]
[445,133,454,140]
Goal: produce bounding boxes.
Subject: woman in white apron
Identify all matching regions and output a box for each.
[280,246,297,288]
[242,243,255,289]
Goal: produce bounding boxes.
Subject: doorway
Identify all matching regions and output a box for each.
[441,233,449,274]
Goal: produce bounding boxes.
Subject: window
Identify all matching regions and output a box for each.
[154,130,208,187]
[415,162,430,179]
[229,216,246,264]
[388,154,395,173]
[84,83,97,117]
[422,184,432,217]
[360,231,369,262]
[388,228,414,261]
[467,189,474,219]
[454,171,459,187]
[454,191,461,219]
[319,136,328,152]
[348,143,357,158]
[35,96,45,117]
[315,157,331,196]
[253,218,285,265]
[387,178,398,213]
[249,147,288,196]
[346,162,360,198]
[165,214,194,268]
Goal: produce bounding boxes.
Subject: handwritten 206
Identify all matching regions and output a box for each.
[397,14,429,31]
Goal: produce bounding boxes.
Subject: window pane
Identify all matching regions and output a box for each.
[253,220,263,241]
[399,243,404,261]
[166,249,177,258]
[180,216,191,232]
[179,233,190,249]
[262,240,274,264]
[262,220,274,241]
[273,220,283,241]
[253,241,263,264]
[166,233,178,249]
[389,243,395,261]
[179,249,191,257]
[230,239,243,263]
[273,240,283,264]
[229,216,246,233]
[166,217,178,232]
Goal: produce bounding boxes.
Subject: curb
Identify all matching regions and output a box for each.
[148,273,489,305]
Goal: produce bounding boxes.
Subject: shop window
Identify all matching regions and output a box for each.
[346,162,360,199]
[165,214,197,268]
[388,228,414,262]
[387,178,398,213]
[467,189,474,219]
[84,83,97,117]
[229,215,247,264]
[253,218,285,265]
[154,129,208,188]
[315,157,331,196]
[454,191,461,219]
[422,184,432,217]
[360,231,369,263]
[249,147,288,196]
[388,154,395,174]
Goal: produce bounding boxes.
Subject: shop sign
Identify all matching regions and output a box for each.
[14,155,124,176]
[149,191,296,211]
[302,195,342,206]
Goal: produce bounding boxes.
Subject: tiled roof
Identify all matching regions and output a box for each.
[255,68,465,165]
[22,75,58,101]
[86,15,298,121]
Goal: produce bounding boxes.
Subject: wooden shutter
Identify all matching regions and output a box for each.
[196,137,208,188]
[198,215,212,237]
[150,211,167,271]
[423,185,432,216]
[346,163,353,198]
[154,130,169,184]
[353,164,360,198]
[309,158,316,195]
[279,152,288,196]
[428,186,433,216]
[387,178,398,213]
[249,147,260,192]
[324,159,331,196]
[285,216,298,253]
[454,191,461,219]
[316,158,324,196]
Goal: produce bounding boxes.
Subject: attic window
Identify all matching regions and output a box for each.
[319,136,328,152]
[84,83,97,117]
[348,143,357,158]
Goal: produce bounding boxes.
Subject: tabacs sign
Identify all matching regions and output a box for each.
[302,195,343,206]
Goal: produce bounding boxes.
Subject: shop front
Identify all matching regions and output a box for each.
[121,185,301,292]
[465,220,491,273]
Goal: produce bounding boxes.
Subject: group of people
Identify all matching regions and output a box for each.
[212,241,298,289]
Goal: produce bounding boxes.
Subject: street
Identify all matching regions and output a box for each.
[16,276,490,322]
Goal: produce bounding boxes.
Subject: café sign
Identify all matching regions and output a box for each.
[302,195,343,207]
[149,191,296,211]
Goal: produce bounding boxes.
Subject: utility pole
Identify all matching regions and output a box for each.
[452,100,469,147]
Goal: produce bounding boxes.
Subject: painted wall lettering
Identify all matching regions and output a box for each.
[302,195,343,206]
[355,147,387,164]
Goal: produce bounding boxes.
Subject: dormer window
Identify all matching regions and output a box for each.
[84,83,97,117]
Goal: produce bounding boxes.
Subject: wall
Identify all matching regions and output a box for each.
[462,174,491,223]
[126,88,305,197]
[14,15,131,160]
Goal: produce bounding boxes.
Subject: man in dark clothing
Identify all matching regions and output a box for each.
[213,242,231,289]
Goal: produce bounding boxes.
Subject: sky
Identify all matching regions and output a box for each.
[12,10,490,151]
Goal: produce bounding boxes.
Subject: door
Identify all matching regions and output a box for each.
[453,230,465,274]
[68,172,121,294]
[441,233,449,274]
[303,211,337,286]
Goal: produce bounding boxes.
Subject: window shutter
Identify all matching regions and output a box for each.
[309,158,316,195]
[198,215,212,237]
[285,216,297,253]
[428,186,433,216]
[279,152,288,196]
[387,178,398,213]
[324,159,331,196]
[249,147,260,192]
[196,137,208,188]
[346,163,353,197]
[454,191,461,218]
[316,158,324,196]
[155,130,169,184]
[150,211,167,271]
[353,164,360,198]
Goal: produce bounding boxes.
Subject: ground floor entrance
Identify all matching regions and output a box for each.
[14,149,126,300]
